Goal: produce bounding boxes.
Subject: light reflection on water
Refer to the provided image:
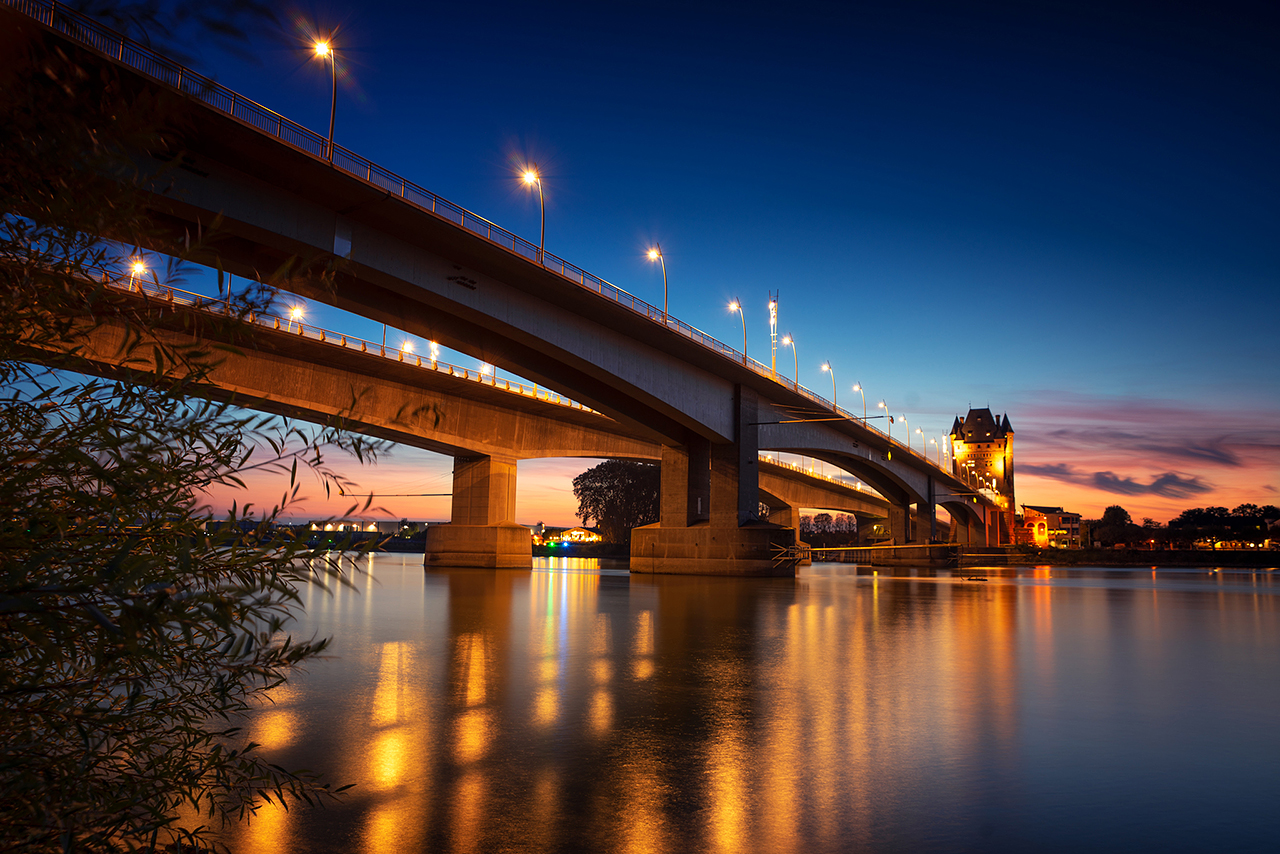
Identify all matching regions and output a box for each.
[225,557,1280,854]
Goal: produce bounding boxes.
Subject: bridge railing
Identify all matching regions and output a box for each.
[100,273,599,413]
[10,0,961,482]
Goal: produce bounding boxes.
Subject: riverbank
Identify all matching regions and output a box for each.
[1000,546,1278,567]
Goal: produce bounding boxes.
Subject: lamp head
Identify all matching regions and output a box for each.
[522,169,539,185]
[647,247,661,261]
[130,259,146,276]
[313,40,331,58]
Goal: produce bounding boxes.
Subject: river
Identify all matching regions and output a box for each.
[222,556,1280,853]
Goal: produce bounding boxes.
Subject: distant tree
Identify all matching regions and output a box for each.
[799,515,814,535]
[812,512,833,533]
[1093,505,1140,546]
[572,461,659,544]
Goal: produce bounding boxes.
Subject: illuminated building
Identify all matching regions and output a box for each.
[949,408,1015,545]
[1016,505,1082,548]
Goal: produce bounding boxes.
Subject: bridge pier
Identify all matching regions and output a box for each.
[424,454,531,569]
[633,387,797,576]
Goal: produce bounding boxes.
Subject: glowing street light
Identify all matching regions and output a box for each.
[902,414,910,450]
[647,244,668,318]
[288,305,304,333]
[523,166,545,263]
[821,362,836,407]
[916,427,924,454]
[852,382,865,423]
[728,300,746,359]
[781,335,797,385]
[429,340,440,364]
[128,257,146,290]
[930,437,939,465]
[313,39,337,163]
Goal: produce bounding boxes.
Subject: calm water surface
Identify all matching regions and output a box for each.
[226,557,1280,853]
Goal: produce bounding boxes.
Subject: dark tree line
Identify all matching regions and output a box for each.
[1084,504,1279,547]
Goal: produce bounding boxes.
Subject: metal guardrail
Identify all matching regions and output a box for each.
[8,0,965,482]
[109,275,599,413]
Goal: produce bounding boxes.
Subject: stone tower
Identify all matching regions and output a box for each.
[950,408,1015,545]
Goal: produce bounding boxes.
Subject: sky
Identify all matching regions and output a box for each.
[138,0,1279,526]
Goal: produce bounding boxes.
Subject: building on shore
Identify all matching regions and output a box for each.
[1016,505,1083,548]
[950,407,1015,545]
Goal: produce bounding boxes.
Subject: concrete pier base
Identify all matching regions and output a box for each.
[630,523,799,577]
[424,523,532,569]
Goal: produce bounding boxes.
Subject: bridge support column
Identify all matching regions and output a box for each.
[852,512,882,545]
[887,502,910,545]
[633,386,796,576]
[425,454,531,569]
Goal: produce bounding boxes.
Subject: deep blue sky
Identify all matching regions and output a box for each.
[162,0,1278,522]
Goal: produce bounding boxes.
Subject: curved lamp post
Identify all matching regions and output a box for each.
[852,382,865,423]
[728,300,746,360]
[902,414,910,450]
[647,245,668,318]
[821,362,836,407]
[781,335,797,386]
[288,305,304,333]
[313,40,337,163]
[523,166,545,263]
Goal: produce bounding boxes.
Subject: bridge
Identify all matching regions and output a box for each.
[7,0,1004,575]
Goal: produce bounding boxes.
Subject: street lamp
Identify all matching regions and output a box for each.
[821,362,836,407]
[523,166,545,263]
[902,414,910,450]
[781,335,797,386]
[128,258,146,290]
[878,400,892,459]
[313,39,337,163]
[647,244,668,319]
[288,305,304,333]
[429,340,439,365]
[916,427,925,454]
[930,437,939,465]
[728,300,746,359]
[852,382,866,423]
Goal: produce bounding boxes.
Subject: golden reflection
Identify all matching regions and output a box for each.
[615,756,669,854]
[454,708,492,765]
[592,611,612,655]
[705,730,748,853]
[634,610,654,656]
[533,685,559,726]
[369,727,408,791]
[456,632,489,707]
[451,770,487,854]
[592,659,612,683]
[538,657,558,683]
[371,641,407,727]
[632,658,655,680]
[236,796,290,853]
[589,687,613,734]
[250,705,296,752]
